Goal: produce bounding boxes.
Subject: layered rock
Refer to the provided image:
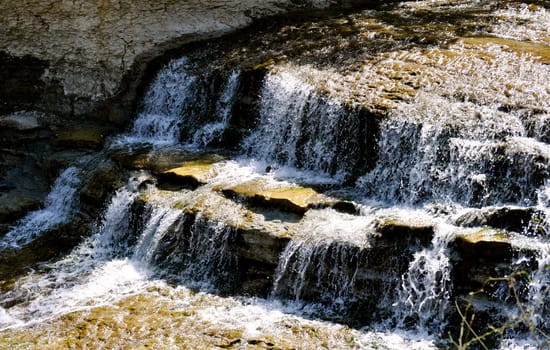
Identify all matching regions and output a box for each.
[0,0,383,123]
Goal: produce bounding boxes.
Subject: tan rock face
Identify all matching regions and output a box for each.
[0,0,341,120]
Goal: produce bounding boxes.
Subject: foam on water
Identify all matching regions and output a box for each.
[0,166,81,249]
[491,4,550,44]
[195,296,438,349]
[394,223,454,332]
[0,178,189,329]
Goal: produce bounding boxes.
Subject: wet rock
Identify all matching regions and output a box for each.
[109,146,223,173]
[331,200,358,214]
[0,218,90,281]
[0,191,42,224]
[157,158,222,190]
[373,215,435,245]
[455,206,540,233]
[221,180,335,214]
[80,159,124,211]
[451,228,513,295]
[53,125,112,151]
[235,223,290,266]
[454,229,512,261]
[43,150,91,182]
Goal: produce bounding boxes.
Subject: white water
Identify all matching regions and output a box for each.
[394,223,454,332]
[192,70,240,147]
[271,209,371,308]
[112,57,198,146]
[0,166,81,249]
[243,71,360,181]
[0,186,140,328]
[2,6,550,348]
[357,92,550,207]
[113,59,241,149]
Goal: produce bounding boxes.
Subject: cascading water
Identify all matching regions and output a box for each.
[115,57,199,146]
[2,2,550,348]
[356,93,549,207]
[0,166,81,249]
[394,224,454,332]
[192,70,241,148]
[0,177,186,329]
[112,56,241,149]
[243,70,373,181]
[271,209,371,313]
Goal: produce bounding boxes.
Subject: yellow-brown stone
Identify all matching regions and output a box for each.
[221,180,335,214]
[458,36,550,64]
[53,126,111,151]
[162,160,219,184]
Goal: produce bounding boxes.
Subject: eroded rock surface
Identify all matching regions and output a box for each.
[0,0,374,122]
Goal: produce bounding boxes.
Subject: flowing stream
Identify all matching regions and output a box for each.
[1,1,550,349]
[0,166,82,249]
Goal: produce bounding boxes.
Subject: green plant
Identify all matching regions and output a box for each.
[449,272,550,349]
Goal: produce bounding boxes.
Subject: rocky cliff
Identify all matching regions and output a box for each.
[0,0,380,124]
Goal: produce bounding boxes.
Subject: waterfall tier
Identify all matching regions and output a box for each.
[1,1,549,349]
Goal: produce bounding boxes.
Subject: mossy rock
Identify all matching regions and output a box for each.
[53,125,112,151]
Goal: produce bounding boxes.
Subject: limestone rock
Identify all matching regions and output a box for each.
[220,180,336,214]
[455,206,540,233]
[0,0,363,121]
[158,158,223,190]
[373,214,435,245]
[53,125,112,151]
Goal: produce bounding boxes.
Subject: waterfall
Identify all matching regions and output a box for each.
[112,57,199,146]
[357,93,549,207]
[0,166,81,249]
[112,58,241,149]
[132,205,182,266]
[270,210,373,317]
[153,213,238,290]
[394,224,454,332]
[2,5,550,347]
[526,244,550,333]
[271,239,362,312]
[0,184,138,328]
[243,70,371,180]
[192,70,240,147]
